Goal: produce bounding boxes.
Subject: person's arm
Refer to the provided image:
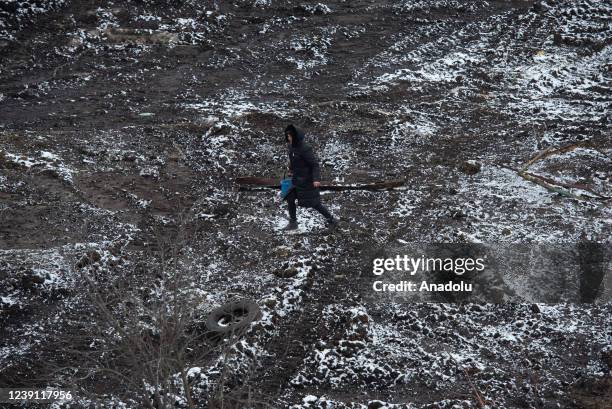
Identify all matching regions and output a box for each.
[301,146,321,185]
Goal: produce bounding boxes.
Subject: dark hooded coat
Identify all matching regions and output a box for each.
[285,125,321,207]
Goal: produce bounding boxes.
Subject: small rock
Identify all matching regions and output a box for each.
[263,298,277,308]
[274,267,298,278]
[87,250,101,262]
[30,274,45,285]
[502,228,512,235]
[20,270,45,289]
[108,242,122,256]
[530,304,541,314]
[75,256,91,269]
[38,168,61,179]
[355,313,369,324]
[76,250,101,269]
[460,160,481,175]
[450,209,467,219]
[212,204,232,217]
[123,151,137,161]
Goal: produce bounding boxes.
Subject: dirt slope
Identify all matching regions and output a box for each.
[0,1,610,408]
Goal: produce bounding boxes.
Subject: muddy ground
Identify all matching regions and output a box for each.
[0,1,611,408]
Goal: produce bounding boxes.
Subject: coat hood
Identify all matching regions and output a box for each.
[285,124,305,147]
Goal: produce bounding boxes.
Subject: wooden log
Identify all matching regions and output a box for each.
[500,165,609,201]
[521,141,597,172]
[235,177,405,191]
[520,170,608,200]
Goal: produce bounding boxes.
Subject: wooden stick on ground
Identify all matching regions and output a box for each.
[521,141,598,172]
[500,165,609,201]
[235,177,405,191]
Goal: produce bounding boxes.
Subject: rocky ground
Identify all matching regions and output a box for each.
[0,0,610,408]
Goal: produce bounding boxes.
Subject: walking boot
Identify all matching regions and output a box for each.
[283,219,298,231]
[326,218,339,231]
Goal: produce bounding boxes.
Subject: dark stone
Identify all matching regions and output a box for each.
[460,160,481,175]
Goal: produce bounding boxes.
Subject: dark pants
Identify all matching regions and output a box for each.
[286,189,333,221]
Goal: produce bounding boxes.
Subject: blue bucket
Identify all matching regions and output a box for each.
[280,178,293,199]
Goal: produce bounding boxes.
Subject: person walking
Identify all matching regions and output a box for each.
[283,124,338,231]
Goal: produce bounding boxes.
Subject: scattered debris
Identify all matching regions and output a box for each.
[205,299,262,341]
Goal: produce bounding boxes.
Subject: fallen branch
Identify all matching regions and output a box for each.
[518,170,578,199]
[521,171,603,197]
[521,146,557,171]
[501,165,609,201]
[521,141,600,172]
[235,176,405,191]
